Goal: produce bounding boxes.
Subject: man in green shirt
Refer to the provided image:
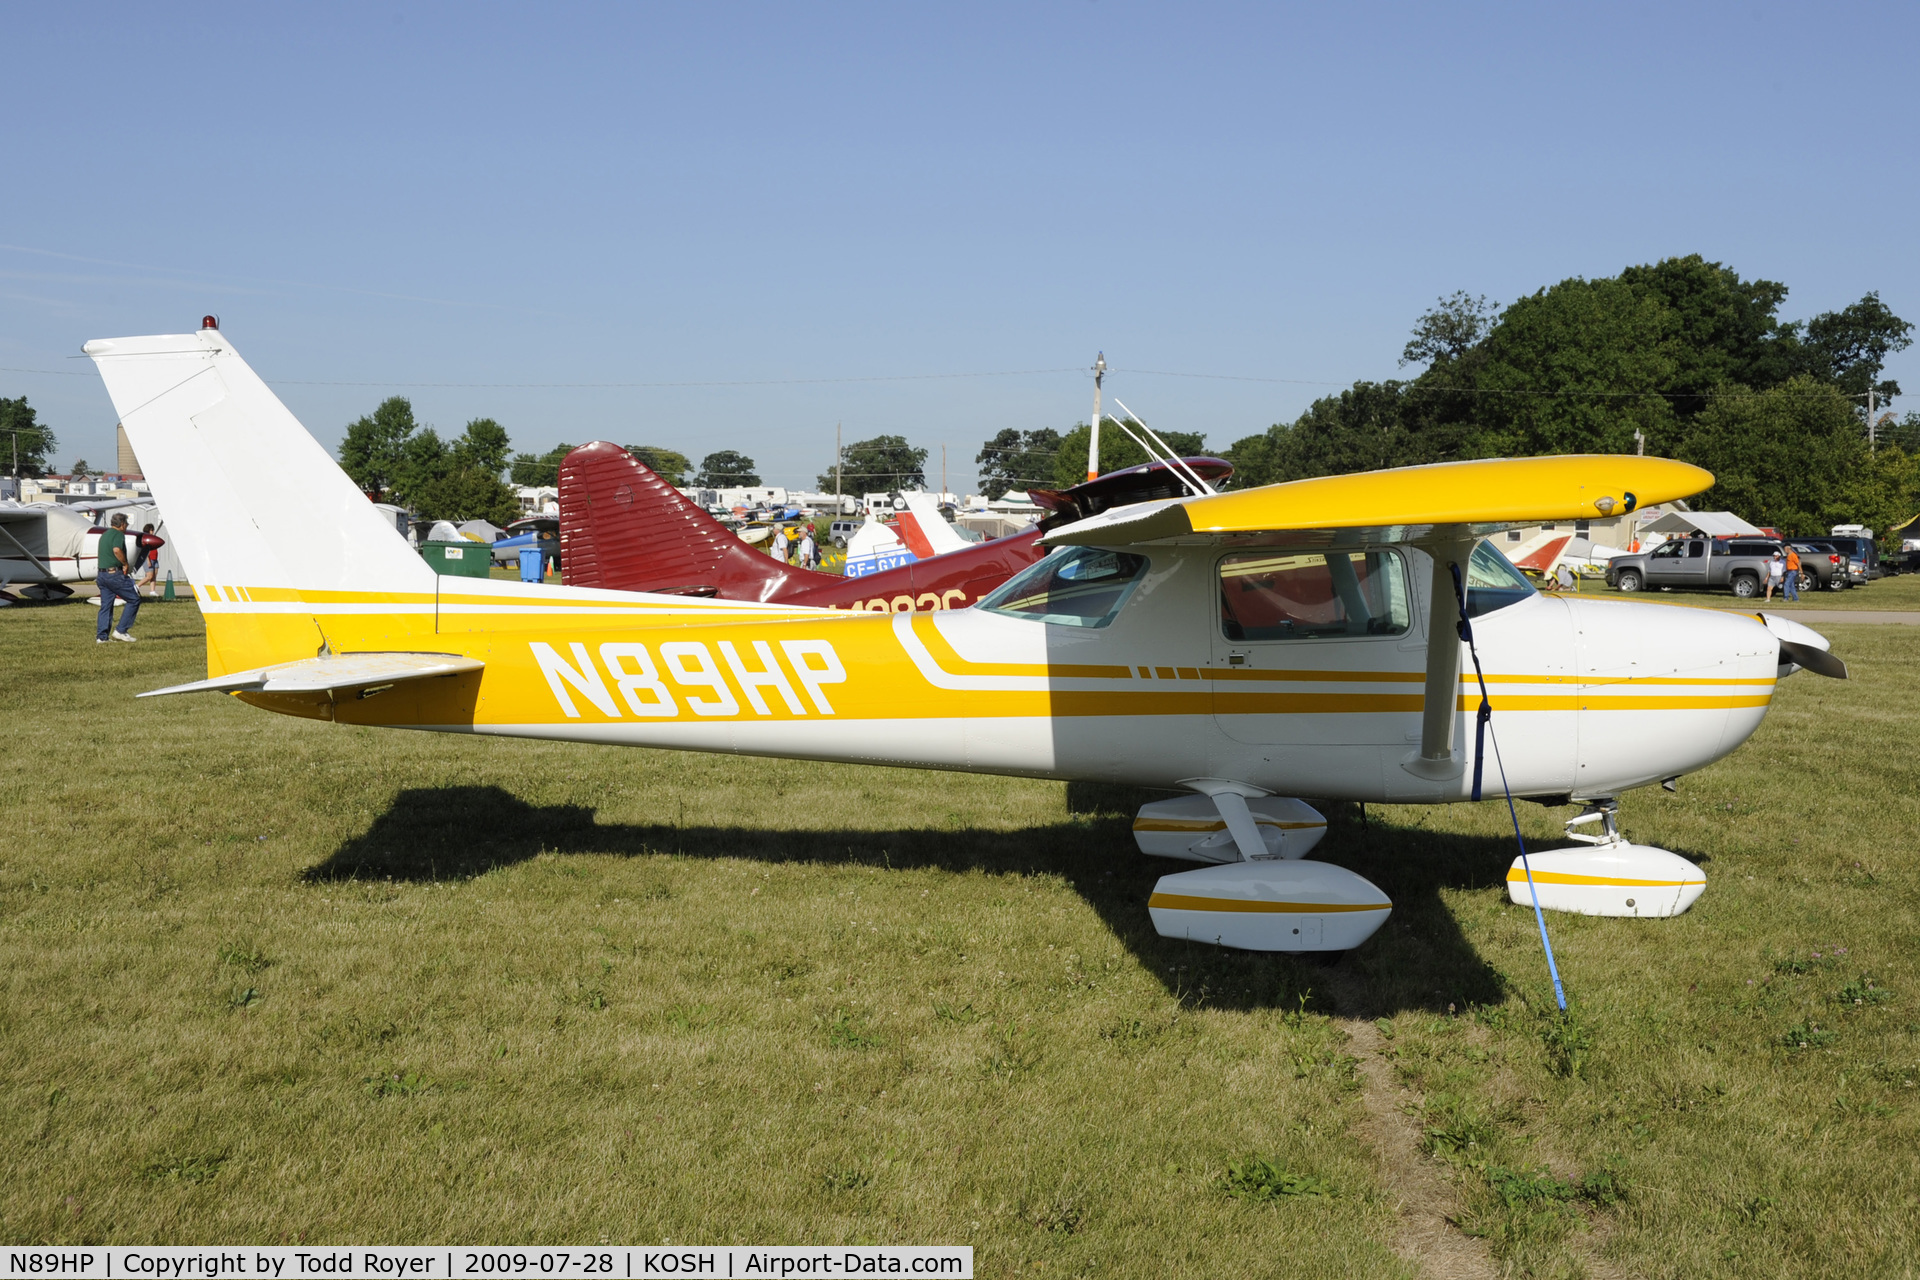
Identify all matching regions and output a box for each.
[95,511,141,643]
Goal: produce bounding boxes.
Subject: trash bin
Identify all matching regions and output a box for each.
[519,547,545,583]
[420,540,491,578]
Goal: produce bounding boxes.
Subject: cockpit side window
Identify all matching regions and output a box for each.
[1461,540,1536,618]
[1219,549,1410,641]
[977,546,1149,628]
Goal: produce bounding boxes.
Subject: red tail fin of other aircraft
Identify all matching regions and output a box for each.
[559,442,837,602]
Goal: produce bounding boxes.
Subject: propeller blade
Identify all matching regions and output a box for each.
[1779,638,1848,680]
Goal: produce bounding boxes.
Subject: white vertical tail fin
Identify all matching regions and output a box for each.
[899,491,968,556]
[83,329,433,597]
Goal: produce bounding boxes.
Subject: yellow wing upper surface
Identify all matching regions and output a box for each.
[1043,455,1713,546]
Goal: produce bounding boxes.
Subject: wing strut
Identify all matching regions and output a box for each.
[1405,536,1475,779]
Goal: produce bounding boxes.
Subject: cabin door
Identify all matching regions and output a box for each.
[1209,547,1424,747]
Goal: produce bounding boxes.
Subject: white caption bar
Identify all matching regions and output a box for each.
[1,1249,972,1280]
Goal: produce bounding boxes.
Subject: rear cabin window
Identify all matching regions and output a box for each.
[978,546,1148,628]
[1219,550,1410,641]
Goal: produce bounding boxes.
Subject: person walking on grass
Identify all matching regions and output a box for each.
[797,526,817,570]
[136,523,165,595]
[1783,544,1801,602]
[95,512,141,643]
[1764,548,1786,601]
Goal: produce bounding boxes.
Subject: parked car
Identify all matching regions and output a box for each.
[1787,542,1851,591]
[1606,536,1782,598]
[828,518,863,548]
[1794,539,1866,586]
[1815,534,1882,581]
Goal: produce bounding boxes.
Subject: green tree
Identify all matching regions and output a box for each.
[1224,382,1441,489]
[0,397,58,477]
[339,397,419,499]
[626,446,694,485]
[1616,255,1796,409]
[509,444,576,488]
[1050,419,1206,491]
[1400,292,1498,367]
[455,418,513,477]
[696,450,761,487]
[393,428,449,508]
[975,427,1062,499]
[1796,291,1913,402]
[818,437,923,492]
[70,458,91,477]
[1462,275,1681,458]
[1676,378,1883,535]
[415,466,521,525]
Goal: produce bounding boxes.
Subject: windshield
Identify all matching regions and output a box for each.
[1462,541,1536,618]
[978,546,1148,628]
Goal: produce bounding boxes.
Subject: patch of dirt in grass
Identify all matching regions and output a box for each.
[1338,1012,1498,1280]
[1329,964,1636,1280]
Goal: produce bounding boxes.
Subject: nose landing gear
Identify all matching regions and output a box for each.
[1506,797,1706,917]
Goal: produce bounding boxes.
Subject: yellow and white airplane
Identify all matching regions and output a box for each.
[87,325,1845,954]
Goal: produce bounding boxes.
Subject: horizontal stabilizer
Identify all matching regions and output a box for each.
[1043,455,1712,547]
[139,652,484,698]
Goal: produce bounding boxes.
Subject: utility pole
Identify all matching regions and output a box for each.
[941,443,947,500]
[1087,351,1106,482]
[1634,428,1645,457]
[1868,389,1877,453]
[835,422,843,502]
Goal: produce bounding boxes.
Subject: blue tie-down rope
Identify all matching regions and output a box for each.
[1449,561,1567,1012]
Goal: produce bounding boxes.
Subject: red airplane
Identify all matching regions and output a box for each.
[556,440,1231,611]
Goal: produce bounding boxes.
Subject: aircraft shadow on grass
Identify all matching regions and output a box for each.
[309,783,1540,1016]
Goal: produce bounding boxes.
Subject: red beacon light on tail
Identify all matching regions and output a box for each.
[201,315,220,331]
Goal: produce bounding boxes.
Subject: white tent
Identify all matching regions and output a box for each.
[456,518,504,544]
[1639,510,1764,537]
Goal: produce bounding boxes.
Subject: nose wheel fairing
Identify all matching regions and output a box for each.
[1507,800,1706,918]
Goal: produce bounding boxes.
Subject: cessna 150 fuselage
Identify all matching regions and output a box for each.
[88,325,1841,955]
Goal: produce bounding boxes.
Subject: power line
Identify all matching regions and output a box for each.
[267,367,1083,389]
[1,362,1890,404]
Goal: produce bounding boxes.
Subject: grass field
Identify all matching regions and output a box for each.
[2,600,1916,1278]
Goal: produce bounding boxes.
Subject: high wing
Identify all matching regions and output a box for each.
[1037,453,1718,783]
[139,652,484,699]
[1042,455,1713,547]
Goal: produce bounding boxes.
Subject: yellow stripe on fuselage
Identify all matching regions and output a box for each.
[196,588,1773,731]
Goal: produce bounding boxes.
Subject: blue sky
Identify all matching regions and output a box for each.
[3,2,1915,489]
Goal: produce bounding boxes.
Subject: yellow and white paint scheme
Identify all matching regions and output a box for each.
[1507,845,1708,918]
[87,329,1833,954]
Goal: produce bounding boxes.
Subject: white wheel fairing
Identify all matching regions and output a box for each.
[1149,860,1392,952]
[1507,843,1706,917]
